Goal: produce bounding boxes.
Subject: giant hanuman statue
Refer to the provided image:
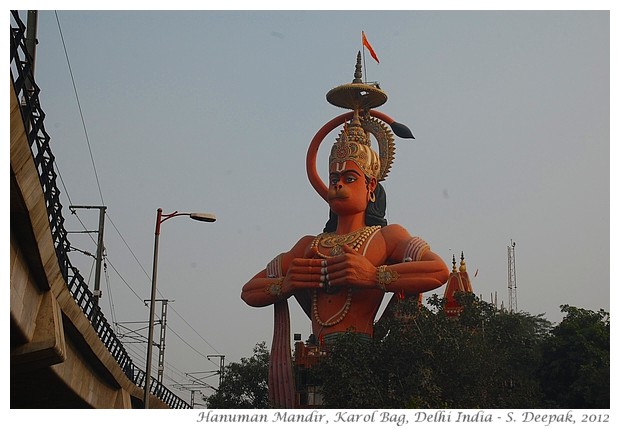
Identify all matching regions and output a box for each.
[241,52,449,408]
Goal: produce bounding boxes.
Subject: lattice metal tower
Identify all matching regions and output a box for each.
[157,299,170,383]
[507,239,517,312]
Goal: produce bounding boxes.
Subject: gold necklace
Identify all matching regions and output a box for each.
[311,225,381,257]
[310,225,381,326]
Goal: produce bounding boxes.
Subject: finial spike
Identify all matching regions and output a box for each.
[353,51,363,83]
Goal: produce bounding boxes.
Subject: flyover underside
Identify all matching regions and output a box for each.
[11,366,90,409]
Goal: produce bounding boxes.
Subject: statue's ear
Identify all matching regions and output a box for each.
[367,176,378,192]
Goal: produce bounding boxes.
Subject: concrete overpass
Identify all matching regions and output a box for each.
[10,11,190,409]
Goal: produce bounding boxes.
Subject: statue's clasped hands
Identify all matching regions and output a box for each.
[282,244,378,294]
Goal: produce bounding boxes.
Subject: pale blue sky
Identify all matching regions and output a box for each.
[11,6,611,407]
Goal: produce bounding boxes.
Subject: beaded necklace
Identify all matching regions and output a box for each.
[312,288,353,327]
[311,225,381,327]
[311,225,381,257]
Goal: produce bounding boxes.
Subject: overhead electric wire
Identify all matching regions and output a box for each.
[103,256,145,303]
[50,12,227,397]
[102,221,227,362]
[54,10,104,206]
[168,304,224,359]
[105,214,152,280]
[103,261,118,329]
[116,322,212,394]
[53,161,74,207]
[55,167,102,261]
[167,325,219,364]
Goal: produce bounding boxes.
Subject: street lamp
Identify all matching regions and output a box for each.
[144,208,216,409]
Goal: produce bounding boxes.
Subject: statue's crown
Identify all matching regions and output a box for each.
[322,51,398,182]
[326,51,388,179]
[329,113,380,178]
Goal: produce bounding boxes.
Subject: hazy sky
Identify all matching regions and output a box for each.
[13,6,610,406]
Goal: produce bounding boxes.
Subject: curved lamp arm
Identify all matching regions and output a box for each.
[155,209,216,235]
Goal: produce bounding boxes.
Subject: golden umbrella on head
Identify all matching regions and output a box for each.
[307,51,415,201]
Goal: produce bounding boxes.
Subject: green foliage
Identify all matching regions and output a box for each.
[211,300,609,409]
[537,305,610,408]
[206,342,270,409]
[311,294,611,409]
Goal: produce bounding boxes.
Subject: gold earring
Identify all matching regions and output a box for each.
[369,191,376,203]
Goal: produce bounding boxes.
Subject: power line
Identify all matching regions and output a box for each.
[106,213,152,280]
[103,256,145,303]
[54,10,104,205]
[50,10,227,389]
[167,325,221,365]
[168,303,224,359]
[103,261,118,327]
[116,321,212,395]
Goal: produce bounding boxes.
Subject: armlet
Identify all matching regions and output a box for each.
[266,253,284,278]
[403,236,430,262]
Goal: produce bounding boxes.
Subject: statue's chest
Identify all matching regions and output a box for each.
[305,226,386,263]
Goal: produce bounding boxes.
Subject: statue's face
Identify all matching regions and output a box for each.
[327,160,377,216]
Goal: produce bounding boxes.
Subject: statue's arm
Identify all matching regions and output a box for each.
[379,225,449,294]
[240,235,316,307]
[377,249,449,294]
[240,268,281,308]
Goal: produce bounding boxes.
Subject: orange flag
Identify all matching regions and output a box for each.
[362,31,379,63]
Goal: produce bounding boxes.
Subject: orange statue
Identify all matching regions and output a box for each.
[241,53,449,407]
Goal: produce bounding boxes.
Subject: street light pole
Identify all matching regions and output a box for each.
[144,208,216,409]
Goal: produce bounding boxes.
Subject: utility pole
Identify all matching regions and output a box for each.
[142,298,171,385]
[188,389,209,408]
[157,299,172,384]
[185,354,225,395]
[207,355,226,387]
[177,358,225,409]
[69,205,106,308]
[173,383,216,408]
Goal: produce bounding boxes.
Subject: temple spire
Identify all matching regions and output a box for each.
[460,251,467,272]
[444,250,474,317]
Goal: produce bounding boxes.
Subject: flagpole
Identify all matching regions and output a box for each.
[361,33,367,82]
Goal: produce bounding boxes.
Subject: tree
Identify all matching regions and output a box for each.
[206,342,270,408]
[312,294,552,408]
[538,305,610,408]
[209,303,610,409]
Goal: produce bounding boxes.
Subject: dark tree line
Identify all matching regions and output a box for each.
[207,294,609,409]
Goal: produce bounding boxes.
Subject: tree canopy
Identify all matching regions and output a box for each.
[206,341,270,409]
[537,305,610,408]
[313,294,550,408]
[206,296,609,409]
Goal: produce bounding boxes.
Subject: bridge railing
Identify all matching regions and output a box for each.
[10,10,191,410]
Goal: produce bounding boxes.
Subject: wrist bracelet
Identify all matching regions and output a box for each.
[376,265,399,291]
[266,277,284,298]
